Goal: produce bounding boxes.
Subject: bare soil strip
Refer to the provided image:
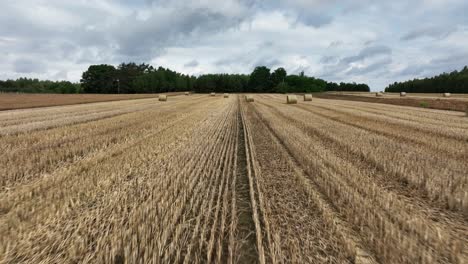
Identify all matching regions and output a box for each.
[232,107,259,263]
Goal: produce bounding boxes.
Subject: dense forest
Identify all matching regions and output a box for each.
[0,63,369,93]
[80,63,197,94]
[385,66,468,93]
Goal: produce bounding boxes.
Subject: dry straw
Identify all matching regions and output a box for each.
[211,92,216,96]
[224,93,229,98]
[443,93,451,97]
[159,95,167,101]
[400,92,406,97]
[185,92,190,96]
[287,95,297,104]
[376,92,383,97]
[245,95,254,102]
[304,94,313,101]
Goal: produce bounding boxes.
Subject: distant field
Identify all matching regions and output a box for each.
[318,92,468,111]
[1,94,466,263]
[327,91,468,100]
[0,93,168,111]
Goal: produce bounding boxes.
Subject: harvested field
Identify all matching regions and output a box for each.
[317,92,468,112]
[0,93,185,111]
[1,94,467,263]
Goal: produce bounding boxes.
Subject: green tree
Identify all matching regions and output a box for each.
[248,66,271,92]
[80,64,117,93]
[116,63,151,93]
[276,82,290,93]
[271,67,287,87]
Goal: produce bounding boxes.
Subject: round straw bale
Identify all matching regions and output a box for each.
[245,95,254,102]
[287,95,297,104]
[400,92,406,97]
[376,92,383,97]
[210,92,216,96]
[185,92,190,95]
[224,93,229,98]
[443,93,451,97]
[159,95,167,101]
[304,94,313,101]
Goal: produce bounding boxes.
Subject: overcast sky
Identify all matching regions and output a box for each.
[1,0,468,90]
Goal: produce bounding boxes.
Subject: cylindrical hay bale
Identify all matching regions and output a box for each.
[376,92,383,97]
[400,92,406,97]
[185,92,190,96]
[304,94,313,101]
[245,95,254,102]
[287,95,297,104]
[159,95,167,101]
[443,93,451,97]
[210,92,216,96]
[223,93,229,98]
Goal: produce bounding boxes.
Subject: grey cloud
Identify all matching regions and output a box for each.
[1,0,255,66]
[253,57,282,68]
[1,0,468,92]
[430,52,468,65]
[394,52,468,79]
[216,57,240,66]
[112,6,254,61]
[184,60,199,67]
[341,45,392,64]
[53,70,68,79]
[215,42,279,68]
[320,56,338,64]
[259,0,335,28]
[296,12,332,27]
[398,65,426,76]
[261,41,274,48]
[401,26,456,41]
[346,57,392,75]
[317,45,393,84]
[14,59,46,73]
[328,41,343,48]
[364,39,374,46]
[216,55,281,69]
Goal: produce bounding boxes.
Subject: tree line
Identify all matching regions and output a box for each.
[81,64,370,94]
[0,78,81,93]
[385,66,468,93]
[0,63,370,94]
[188,66,370,93]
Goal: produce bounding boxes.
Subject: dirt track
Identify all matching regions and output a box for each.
[0,94,467,263]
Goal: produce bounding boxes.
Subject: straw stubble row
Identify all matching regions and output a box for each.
[1,94,466,263]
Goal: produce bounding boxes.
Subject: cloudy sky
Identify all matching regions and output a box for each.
[1,0,468,90]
